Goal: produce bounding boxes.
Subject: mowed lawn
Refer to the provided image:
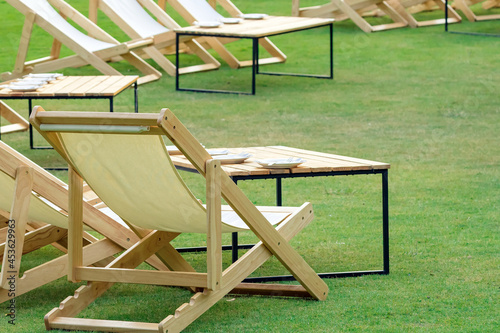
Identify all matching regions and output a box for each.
[0,0,498,332]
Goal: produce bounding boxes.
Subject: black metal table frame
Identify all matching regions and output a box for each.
[175,23,334,95]
[444,1,500,37]
[0,82,138,149]
[175,166,389,283]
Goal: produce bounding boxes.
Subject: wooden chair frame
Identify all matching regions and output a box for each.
[453,0,500,21]
[292,0,409,32]
[160,0,287,68]
[3,0,162,85]
[0,101,29,137]
[88,0,220,76]
[31,107,328,333]
[390,0,461,27]
[0,140,169,304]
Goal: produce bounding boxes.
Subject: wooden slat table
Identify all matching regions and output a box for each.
[171,146,390,282]
[174,16,334,94]
[0,75,139,149]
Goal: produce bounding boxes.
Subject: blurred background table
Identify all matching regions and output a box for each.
[0,75,139,149]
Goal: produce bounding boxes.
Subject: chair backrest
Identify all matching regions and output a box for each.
[175,0,224,22]
[8,0,114,52]
[57,131,213,233]
[100,0,169,38]
[0,141,68,228]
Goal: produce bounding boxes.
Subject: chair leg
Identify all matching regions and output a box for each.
[160,203,324,333]
[114,52,162,85]
[0,102,29,136]
[0,166,33,289]
[0,238,121,304]
[0,225,66,262]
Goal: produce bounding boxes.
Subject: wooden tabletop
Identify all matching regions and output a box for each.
[174,16,334,38]
[170,146,390,177]
[0,76,138,98]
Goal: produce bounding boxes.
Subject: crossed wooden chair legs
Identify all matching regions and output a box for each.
[44,203,324,333]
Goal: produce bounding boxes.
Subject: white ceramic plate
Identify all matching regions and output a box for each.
[11,79,47,86]
[212,152,251,164]
[7,85,42,92]
[206,149,229,156]
[220,17,242,24]
[241,13,268,20]
[194,21,222,28]
[24,73,62,79]
[254,157,306,169]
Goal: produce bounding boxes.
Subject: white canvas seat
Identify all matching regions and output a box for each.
[89,0,221,76]
[161,0,288,68]
[3,0,162,84]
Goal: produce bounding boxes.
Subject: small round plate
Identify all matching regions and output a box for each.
[255,158,306,169]
[212,152,251,164]
[7,85,42,92]
[206,149,230,156]
[24,73,63,79]
[12,79,48,86]
[194,21,222,28]
[240,13,268,20]
[220,17,242,24]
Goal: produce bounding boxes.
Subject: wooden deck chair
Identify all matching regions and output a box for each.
[3,0,161,85]
[88,0,220,76]
[0,101,29,137]
[291,0,409,32]
[0,140,169,304]
[453,0,500,21]
[160,0,287,68]
[31,107,328,333]
[388,0,461,27]
[482,0,500,9]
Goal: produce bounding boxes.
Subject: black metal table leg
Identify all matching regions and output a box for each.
[175,23,333,94]
[252,37,258,95]
[231,178,240,262]
[231,232,239,263]
[382,170,390,274]
[445,0,449,32]
[257,24,334,79]
[276,177,282,206]
[175,33,180,91]
[242,170,389,282]
[134,82,138,113]
[329,23,334,79]
[28,98,33,149]
[174,166,389,281]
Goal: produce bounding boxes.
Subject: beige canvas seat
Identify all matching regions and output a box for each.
[453,0,500,21]
[0,140,168,304]
[0,101,29,137]
[88,0,220,76]
[31,107,328,333]
[3,0,162,84]
[292,0,409,32]
[160,0,287,68]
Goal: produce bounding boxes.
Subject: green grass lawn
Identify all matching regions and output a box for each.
[1,0,498,332]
